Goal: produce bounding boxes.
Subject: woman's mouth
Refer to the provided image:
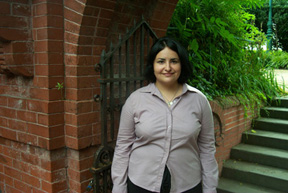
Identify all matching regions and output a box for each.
[163,73,174,76]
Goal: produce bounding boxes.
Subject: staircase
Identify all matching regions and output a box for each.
[217,96,288,193]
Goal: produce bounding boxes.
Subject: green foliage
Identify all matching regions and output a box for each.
[263,51,288,69]
[167,0,284,110]
[56,82,65,100]
[249,0,288,51]
[56,82,64,90]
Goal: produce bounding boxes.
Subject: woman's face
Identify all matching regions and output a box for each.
[153,47,181,86]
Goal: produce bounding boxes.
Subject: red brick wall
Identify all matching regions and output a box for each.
[0,0,256,192]
[0,137,67,193]
[211,97,256,175]
[0,0,33,77]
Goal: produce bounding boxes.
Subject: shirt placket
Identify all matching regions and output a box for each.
[155,106,173,191]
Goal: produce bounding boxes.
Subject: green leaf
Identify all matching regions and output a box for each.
[56,82,64,90]
[210,16,215,23]
[215,18,228,27]
[190,39,199,52]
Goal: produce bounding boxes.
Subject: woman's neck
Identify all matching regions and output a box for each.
[155,81,181,93]
[155,82,183,104]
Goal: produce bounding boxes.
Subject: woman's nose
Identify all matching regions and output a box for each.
[164,63,171,71]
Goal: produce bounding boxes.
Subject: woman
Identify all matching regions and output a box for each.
[111,37,218,193]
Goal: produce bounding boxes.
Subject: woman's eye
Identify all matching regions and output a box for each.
[157,61,164,64]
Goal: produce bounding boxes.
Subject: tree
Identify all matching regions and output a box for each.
[166,0,282,106]
[249,0,288,51]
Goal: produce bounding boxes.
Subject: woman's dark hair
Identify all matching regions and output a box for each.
[144,36,192,84]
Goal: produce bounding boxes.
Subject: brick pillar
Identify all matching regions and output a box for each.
[63,0,117,191]
[32,0,67,192]
[0,0,67,192]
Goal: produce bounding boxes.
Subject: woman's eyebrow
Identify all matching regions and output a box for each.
[157,57,179,59]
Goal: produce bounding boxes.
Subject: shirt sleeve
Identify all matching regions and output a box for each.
[198,97,219,193]
[111,95,136,193]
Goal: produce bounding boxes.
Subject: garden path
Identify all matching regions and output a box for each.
[274,69,288,93]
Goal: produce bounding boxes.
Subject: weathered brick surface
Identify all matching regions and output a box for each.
[0,0,256,192]
[0,0,33,77]
[211,99,256,175]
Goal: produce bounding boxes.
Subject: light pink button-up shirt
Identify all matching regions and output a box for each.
[111,83,218,193]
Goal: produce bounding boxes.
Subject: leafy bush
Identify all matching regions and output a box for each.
[263,51,288,69]
[248,0,288,51]
[167,0,284,109]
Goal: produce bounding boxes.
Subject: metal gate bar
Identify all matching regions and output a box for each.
[90,17,158,193]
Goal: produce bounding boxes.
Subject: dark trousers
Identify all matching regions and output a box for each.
[127,166,202,193]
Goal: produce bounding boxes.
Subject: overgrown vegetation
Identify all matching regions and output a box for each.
[167,0,285,111]
[249,0,288,51]
[263,51,288,69]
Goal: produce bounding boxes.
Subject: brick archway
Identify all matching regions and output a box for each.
[63,0,178,148]
[0,0,178,192]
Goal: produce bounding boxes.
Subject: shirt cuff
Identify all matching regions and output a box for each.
[112,184,127,193]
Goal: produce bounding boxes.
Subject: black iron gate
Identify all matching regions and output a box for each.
[89,17,158,193]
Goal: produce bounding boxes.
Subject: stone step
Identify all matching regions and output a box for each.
[253,117,288,134]
[217,178,283,193]
[218,96,288,193]
[230,143,288,169]
[242,130,288,150]
[260,107,288,120]
[270,96,288,108]
[221,160,288,192]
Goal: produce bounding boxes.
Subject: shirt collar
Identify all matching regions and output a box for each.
[140,83,198,96]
